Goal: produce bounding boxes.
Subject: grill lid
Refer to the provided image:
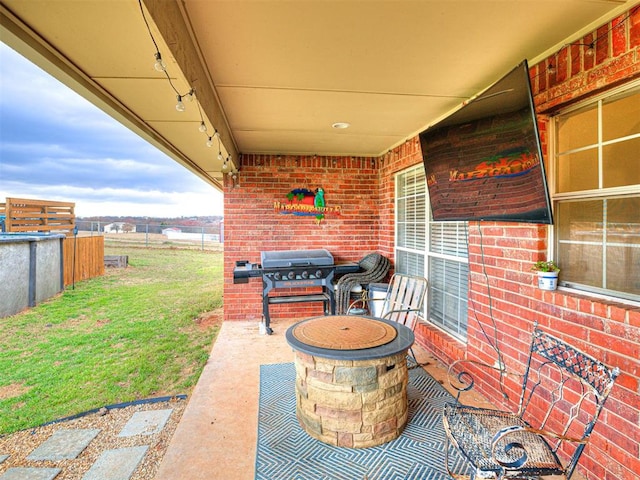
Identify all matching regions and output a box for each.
[261,249,334,268]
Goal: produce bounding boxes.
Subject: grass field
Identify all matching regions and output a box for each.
[103,232,223,251]
[0,246,223,435]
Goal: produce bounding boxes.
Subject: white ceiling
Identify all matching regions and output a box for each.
[1,0,635,190]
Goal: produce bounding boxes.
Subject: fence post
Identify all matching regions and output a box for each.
[146,224,149,247]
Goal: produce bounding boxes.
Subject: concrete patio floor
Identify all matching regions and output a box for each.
[156,319,300,480]
[154,318,583,480]
[153,318,459,480]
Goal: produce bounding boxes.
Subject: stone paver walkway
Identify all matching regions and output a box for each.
[118,410,172,438]
[0,409,173,480]
[27,429,100,462]
[0,468,61,480]
[82,446,148,480]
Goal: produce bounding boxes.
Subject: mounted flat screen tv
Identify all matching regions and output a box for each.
[419,60,553,224]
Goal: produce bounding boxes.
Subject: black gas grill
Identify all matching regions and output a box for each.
[233,249,359,334]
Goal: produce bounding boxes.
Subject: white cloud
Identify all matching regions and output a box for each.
[0,43,224,218]
[0,183,223,217]
[75,191,222,218]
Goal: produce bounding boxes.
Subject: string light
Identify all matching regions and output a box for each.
[221,158,230,174]
[581,42,595,57]
[175,95,186,112]
[532,5,638,82]
[153,52,166,72]
[138,0,234,175]
[206,129,219,148]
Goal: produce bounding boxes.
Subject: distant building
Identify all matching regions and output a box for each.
[163,227,219,242]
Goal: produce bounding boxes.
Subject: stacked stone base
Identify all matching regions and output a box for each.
[293,350,408,448]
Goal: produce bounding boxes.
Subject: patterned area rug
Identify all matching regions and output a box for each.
[255,362,470,480]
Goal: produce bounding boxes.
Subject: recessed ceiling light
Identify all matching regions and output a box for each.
[332,122,350,129]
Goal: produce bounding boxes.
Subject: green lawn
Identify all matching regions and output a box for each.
[0,247,223,435]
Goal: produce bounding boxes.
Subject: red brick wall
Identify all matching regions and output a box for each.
[377,138,424,261]
[420,8,640,480]
[531,10,640,479]
[531,7,640,112]
[458,224,640,480]
[224,154,383,322]
[381,8,640,479]
[222,6,640,479]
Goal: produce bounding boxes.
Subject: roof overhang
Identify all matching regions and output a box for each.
[1,0,635,192]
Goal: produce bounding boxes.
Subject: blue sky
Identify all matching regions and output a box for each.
[0,43,223,218]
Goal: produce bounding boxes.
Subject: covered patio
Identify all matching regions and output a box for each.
[1,1,638,479]
[154,318,501,480]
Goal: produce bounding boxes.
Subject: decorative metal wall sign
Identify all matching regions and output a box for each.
[273,188,342,224]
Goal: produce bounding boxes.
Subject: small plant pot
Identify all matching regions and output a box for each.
[537,271,559,291]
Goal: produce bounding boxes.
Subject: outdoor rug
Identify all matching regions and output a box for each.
[255,362,470,480]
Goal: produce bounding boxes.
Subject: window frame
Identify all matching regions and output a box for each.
[394,164,470,341]
[550,80,640,304]
[395,164,427,277]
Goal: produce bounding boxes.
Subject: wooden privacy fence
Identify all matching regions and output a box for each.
[63,235,105,287]
[1,197,104,287]
[1,197,75,232]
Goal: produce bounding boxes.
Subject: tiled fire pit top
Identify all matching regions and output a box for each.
[291,315,396,350]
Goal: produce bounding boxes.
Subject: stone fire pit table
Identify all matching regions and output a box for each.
[285,314,415,448]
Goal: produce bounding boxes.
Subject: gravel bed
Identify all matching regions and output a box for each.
[0,397,186,479]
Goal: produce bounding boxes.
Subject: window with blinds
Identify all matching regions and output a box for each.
[396,166,426,276]
[395,165,469,340]
[428,222,469,340]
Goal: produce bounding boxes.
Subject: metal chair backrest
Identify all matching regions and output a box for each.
[518,327,620,478]
[380,274,428,330]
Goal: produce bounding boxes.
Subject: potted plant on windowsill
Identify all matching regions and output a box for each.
[531,261,560,291]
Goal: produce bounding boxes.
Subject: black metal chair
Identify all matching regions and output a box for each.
[443,323,619,480]
[335,253,390,314]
